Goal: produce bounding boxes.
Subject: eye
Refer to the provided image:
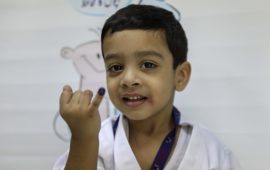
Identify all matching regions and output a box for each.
[141,61,157,69]
[107,64,123,73]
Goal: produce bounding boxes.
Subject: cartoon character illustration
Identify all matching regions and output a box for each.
[61,28,110,119]
[68,0,180,20]
[53,28,111,142]
[69,0,133,16]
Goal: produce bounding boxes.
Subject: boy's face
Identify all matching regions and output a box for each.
[103,30,188,120]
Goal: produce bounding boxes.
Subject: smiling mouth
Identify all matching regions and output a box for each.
[122,95,148,101]
[122,95,148,107]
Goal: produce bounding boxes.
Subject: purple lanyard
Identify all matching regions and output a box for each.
[113,106,181,170]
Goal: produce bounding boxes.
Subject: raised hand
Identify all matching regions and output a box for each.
[59,85,106,140]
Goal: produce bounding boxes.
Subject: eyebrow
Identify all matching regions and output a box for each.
[104,50,164,61]
[104,53,120,61]
[134,50,164,60]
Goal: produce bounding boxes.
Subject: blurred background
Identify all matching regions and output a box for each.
[1,0,269,169]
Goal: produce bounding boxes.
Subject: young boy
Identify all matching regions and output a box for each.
[53,4,241,170]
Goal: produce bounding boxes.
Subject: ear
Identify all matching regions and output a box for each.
[61,47,74,59]
[174,61,191,91]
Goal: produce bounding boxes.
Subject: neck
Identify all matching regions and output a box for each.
[128,110,174,137]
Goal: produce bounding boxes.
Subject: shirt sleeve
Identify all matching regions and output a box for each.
[52,150,69,170]
[52,118,115,170]
[97,155,106,170]
[222,149,242,170]
[52,149,106,170]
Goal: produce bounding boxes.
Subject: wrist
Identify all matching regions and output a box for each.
[71,133,99,143]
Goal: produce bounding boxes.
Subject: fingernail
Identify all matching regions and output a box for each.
[98,87,106,96]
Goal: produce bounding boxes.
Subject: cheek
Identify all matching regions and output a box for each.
[150,74,175,97]
[106,78,119,98]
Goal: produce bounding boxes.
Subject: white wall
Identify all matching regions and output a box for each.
[170,1,270,169]
[0,0,269,170]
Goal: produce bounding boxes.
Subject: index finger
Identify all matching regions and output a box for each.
[60,85,73,106]
[89,87,106,111]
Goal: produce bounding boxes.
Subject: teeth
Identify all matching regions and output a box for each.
[124,96,143,100]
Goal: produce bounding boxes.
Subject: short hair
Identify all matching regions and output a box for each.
[101,4,188,69]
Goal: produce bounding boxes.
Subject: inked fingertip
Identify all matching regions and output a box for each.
[98,87,106,96]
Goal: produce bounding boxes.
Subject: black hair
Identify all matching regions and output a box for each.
[101,4,188,69]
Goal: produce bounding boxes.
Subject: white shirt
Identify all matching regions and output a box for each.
[53,115,241,170]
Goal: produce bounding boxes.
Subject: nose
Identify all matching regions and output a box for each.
[120,68,141,88]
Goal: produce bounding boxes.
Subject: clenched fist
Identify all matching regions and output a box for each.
[59,85,106,141]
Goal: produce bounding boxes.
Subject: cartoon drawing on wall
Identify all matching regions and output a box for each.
[53,28,111,142]
[68,0,180,20]
[69,0,135,16]
[54,0,181,141]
